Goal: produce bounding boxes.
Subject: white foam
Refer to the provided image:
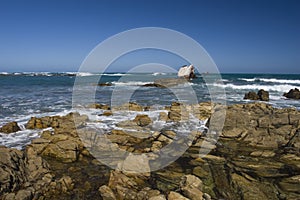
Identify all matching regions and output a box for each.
[211,83,297,92]
[152,72,167,76]
[102,73,131,76]
[76,72,99,77]
[238,78,258,82]
[239,78,300,84]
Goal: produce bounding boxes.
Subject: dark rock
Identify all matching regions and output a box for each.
[98,82,112,86]
[258,89,269,101]
[244,91,260,100]
[244,90,269,101]
[142,83,166,88]
[0,122,21,133]
[283,88,300,99]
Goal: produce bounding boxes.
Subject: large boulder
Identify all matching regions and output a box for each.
[244,89,269,101]
[178,64,196,79]
[0,122,21,133]
[283,88,300,99]
[258,89,269,101]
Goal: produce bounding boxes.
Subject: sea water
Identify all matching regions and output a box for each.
[0,72,299,149]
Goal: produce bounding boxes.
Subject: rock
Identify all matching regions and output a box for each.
[278,175,300,193]
[142,83,166,88]
[168,191,189,200]
[283,88,300,99]
[102,111,113,116]
[113,102,143,111]
[178,64,196,79]
[133,114,152,127]
[0,122,21,133]
[154,78,190,88]
[25,112,88,130]
[244,90,269,101]
[15,189,33,200]
[98,82,112,86]
[159,112,169,121]
[180,175,203,200]
[99,185,117,200]
[244,91,259,100]
[88,103,110,110]
[57,175,74,193]
[231,173,269,200]
[258,89,269,101]
[148,195,166,200]
[117,154,150,174]
[0,146,51,198]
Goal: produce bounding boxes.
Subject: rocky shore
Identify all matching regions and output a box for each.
[1,102,300,200]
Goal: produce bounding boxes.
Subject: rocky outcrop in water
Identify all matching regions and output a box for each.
[1,102,300,199]
[244,89,269,101]
[284,88,300,99]
[0,122,21,133]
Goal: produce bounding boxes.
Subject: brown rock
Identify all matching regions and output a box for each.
[168,191,189,200]
[244,91,259,100]
[180,175,203,200]
[134,114,152,126]
[258,89,269,101]
[278,175,300,193]
[0,122,21,133]
[283,88,300,99]
[99,185,117,200]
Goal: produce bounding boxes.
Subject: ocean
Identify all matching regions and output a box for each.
[1,72,299,149]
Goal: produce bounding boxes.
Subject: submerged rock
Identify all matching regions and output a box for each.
[283,88,300,99]
[0,121,21,133]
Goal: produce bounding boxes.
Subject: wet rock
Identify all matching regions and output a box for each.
[0,121,21,133]
[244,90,269,101]
[133,114,152,127]
[154,78,189,88]
[102,111,113,116]
[88,103,111,110]
[98,82,112,86]
[244,91,259,100]
[142,83,166,88]
[159,112,169,121]
[26,112,88,130]
[113,102,143,111]
[283,88,300,99]
[258,89,269,101]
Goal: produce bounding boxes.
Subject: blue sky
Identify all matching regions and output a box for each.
[0,0,299,73]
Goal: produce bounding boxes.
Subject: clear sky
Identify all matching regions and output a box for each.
[0,0,299,73]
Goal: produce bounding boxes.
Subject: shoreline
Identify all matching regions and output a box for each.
[1,101,300,199]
